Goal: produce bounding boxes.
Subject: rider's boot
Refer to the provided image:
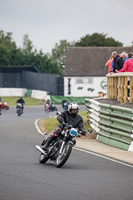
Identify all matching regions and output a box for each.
[42,137,53,151]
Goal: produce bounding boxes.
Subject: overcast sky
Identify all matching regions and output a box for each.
[0,0,133,53]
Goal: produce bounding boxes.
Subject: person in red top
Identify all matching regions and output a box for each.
[105,56,113,73]
[116,52,133,73]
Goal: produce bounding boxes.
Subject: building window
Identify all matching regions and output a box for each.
[75,78,93,84]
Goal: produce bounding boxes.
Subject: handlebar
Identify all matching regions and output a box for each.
[62,122,72,129]
[77,133,81,137]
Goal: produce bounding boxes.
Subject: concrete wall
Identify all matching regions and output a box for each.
[0,88,27,97]
[0,88,50,100]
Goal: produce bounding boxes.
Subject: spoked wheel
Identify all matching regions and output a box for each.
[39,153,49,164]
[55,143,72,168]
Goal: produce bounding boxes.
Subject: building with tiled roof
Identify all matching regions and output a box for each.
[64,47,133,97]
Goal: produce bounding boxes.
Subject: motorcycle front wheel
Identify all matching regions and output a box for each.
[17,111,20,116]
[5,106,9,110]
[39,153,49,164]
[55,143,72,168]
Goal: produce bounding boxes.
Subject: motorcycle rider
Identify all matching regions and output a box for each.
[42,102,86,150]
[62,99,68,110]
[44,99,51,112]
[16,97,25,111]
[49,102,58,112]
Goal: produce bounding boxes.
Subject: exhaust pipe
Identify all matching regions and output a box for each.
[35,145,47,155]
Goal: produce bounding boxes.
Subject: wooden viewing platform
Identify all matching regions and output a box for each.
[106,72,133,103]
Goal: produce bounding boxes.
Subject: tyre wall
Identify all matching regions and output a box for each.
[85,98,133,152]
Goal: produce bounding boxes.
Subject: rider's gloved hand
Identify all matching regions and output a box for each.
[81,130,86,136]
[77,133,81,137]
[62,122,67,128]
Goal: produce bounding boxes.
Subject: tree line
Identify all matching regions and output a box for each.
[0,30,131,76]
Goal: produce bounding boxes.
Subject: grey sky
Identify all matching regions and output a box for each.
[0,0,133,53]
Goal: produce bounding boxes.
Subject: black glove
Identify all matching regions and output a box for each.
[58,116,65,124]
[81,130,86,136]
[62,122,67,128]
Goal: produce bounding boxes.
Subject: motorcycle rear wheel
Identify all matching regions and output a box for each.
[55,143,72,168]
[39,153,49,164]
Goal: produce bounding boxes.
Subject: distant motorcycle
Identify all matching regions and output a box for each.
[16,103,23,116]
[0,102,9,110]
[44,103,50,112]
[62,102,68,111]
[49,103,58,112]
[44,103,57,112]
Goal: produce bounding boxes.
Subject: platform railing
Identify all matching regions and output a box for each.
[106,72,133,103]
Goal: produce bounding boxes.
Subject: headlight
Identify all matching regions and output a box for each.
[69,128,78,136]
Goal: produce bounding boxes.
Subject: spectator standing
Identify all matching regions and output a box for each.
[112,51,120,73]
[116,52,133,97]
[115,52,127,71]
[124,53,129,63]
[105,56,113,73]
[116,52,133,73]
[121,52,128,63]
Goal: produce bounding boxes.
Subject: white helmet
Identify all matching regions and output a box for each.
[68,102,79,114]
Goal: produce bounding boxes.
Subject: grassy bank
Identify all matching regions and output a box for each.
[44,111,90,133]
[0,97,44,106]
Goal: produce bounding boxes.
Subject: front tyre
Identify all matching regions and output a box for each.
[17,111,20,116]
[5,106,9,110]
[39,153,49,164]
[55,143,72,168]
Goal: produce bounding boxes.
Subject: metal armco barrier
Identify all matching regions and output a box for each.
[85,98,133,152]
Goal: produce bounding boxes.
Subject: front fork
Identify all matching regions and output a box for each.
[59,133,68,155]
[59,141,66,155]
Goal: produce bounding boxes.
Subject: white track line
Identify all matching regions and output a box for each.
[74,147,133,168]
[34,118,133,168]
[34,118,46,136]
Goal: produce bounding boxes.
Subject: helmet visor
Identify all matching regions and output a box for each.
[71,109,78,114]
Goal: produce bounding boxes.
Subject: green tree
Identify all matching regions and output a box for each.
[0,30,63,75]
[0,30,17,66]
[0,44,10,66]
[23,34,34,54]
[0,30,16,49]
[31,50,63,76]
[51,40,75,65]
[75,33,123,47]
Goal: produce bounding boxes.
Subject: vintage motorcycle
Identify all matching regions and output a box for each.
[16,103,23,116]
[35,122,80,168]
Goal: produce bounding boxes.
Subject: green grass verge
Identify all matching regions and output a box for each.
[44,111,90,133]
[0,97,44,106]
